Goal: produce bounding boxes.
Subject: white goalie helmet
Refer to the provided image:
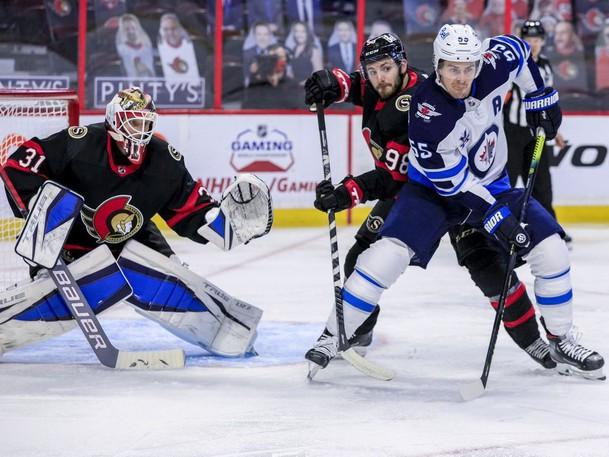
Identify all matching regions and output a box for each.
[105,87,158,165]
[433,24,482,75]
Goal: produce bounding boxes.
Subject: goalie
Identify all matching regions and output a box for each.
[0,86,273,360]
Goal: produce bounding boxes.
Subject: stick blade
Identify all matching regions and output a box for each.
[459,378,486,401]
[115,349,185,369]
[341,348,395,381]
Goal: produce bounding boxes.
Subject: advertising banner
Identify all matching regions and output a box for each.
[549,116,609,205]
[83,114,350,208]
[0,76,70,90]
[94,77,205,108]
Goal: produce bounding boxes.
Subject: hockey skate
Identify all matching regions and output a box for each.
[524,338,557,369]
[548,328,605,380]
[305,328,373,379]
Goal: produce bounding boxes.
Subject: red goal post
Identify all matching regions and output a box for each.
[0,89,79,288]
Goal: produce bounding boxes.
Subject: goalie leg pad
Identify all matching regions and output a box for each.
[525,233,573,336]
[198,174,273,250]
[0,245,131,353]
[118,240,263,357]
[15,181,83,269]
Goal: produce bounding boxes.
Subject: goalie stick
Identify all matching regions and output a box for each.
[0,168,185,369]
[309,103,394,381]
[459,127,546,400]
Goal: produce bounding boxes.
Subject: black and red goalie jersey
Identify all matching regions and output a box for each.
[4,123,217,259]
[331,66,425,205]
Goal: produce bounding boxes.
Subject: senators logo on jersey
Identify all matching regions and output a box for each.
[81,195,144,244]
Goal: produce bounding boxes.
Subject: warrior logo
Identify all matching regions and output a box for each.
[81,195,143,244]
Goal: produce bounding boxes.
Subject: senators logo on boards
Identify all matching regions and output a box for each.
[81,195,143,244]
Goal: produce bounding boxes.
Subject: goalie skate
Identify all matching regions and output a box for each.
[548,329,605,381]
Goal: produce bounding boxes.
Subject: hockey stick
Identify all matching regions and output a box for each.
[0,167,185,369]
[310,104,394,381]
[460,127,546,400]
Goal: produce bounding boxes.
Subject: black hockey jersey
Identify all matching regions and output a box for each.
[332,67,425,203]
[4,123,217,258]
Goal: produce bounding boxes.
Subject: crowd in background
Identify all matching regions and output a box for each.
[0,0,608,109]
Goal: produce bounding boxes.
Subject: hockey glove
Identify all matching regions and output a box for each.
[483,204,530,253]
[305,70,341,108]
[524,87,562,140]
[313,178,362,212]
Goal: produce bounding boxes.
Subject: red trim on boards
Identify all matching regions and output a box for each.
[77,0,86,111]
[213,0,223,109]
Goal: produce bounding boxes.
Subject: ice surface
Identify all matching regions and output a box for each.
[1,226,608,457]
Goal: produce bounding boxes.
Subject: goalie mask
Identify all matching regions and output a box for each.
[105,87,157,165]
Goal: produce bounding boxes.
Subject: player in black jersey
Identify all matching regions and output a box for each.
[1,87,272,358]
[303,33,556,372]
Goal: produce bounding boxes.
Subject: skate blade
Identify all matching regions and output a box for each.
[307,361,322,381]
[556,363,606,381]
[459,379,486,401]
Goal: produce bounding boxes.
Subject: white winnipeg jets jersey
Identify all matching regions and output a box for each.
[407,35,546,210]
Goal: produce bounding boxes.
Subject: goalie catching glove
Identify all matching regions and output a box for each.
[198,174,273,250]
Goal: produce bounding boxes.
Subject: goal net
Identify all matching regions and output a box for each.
[0,90,79,289]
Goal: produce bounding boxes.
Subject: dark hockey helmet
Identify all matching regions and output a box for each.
[521,20,546,39]
[360,32,407,79]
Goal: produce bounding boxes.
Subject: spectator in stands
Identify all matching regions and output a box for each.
[546,20,588,92]
[441,0,484,26]
[286,0,322,33]
[368,20,393,39]
[403,0,440,37]
[284,21,323,85]
[596,19,609,91]
[479,0,505,39]
[115,14,155,77]
[326,19,357,73]
[209,0,245,31]
[157,14,201,83]
[247,0,283,33]
[243,22,277,86]
[242,43,301,108]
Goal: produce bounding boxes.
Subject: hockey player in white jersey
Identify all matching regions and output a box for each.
[321,24,604,380]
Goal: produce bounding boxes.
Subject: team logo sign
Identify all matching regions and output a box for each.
[468,125,499,178]
[68,126,88,139]
[395,94,411,112]
[81,195,143,244]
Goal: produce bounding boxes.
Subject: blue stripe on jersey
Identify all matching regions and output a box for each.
[536,289,573,306]
[494,35,527,75]
[408,164,435,189]
[355,269,386,289]
[342,288,376,313]
[435,169,470,196]
[484,172,511,196]
[424,155,467,181]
